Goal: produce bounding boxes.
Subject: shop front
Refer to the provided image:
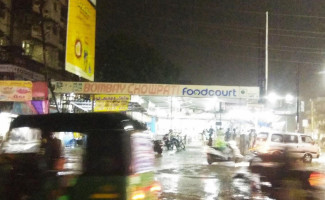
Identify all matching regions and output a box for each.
[51,81,261,142]
[0,80,49,141]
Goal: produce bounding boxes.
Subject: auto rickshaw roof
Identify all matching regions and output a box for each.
[9,112,147,133]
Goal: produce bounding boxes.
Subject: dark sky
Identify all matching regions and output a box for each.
[96,0,325,100]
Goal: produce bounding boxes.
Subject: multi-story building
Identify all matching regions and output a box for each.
[0,0,80,81]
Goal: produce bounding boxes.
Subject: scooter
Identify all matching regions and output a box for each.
[206,141,243,164]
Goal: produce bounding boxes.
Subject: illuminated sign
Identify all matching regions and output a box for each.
[66,0,96,81]
[180,86,259,99]
[0,81,32,101]
[53,81,260,99]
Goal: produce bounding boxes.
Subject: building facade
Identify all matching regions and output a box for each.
[0,0,81,81]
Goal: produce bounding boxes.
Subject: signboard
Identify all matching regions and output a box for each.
[32,82,48,100]
[94,94,130,112]
[0,81,32,101]
[53,81,260,99]
[65,0,96,81]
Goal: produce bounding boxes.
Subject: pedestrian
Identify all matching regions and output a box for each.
[225,128,231,141]
[208,127,214,146]
[201,129,206,142]
[232,128,237,140]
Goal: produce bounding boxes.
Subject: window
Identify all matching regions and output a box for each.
[301,135,313,144]
[271,134,283,143]
[22,40,33,56]
[2,127,42,153]
[284,135,298,143]
[257,132,268,142]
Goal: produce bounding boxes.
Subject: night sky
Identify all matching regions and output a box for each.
[96,0,325,100]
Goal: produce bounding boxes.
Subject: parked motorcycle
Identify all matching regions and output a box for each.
[163,133,185,151]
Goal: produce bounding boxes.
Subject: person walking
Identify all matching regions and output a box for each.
[208,127,214,146]
[225,128,231,141]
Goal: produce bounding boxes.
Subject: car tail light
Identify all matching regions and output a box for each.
[131,191,145,200]
[150,182,161,192]
[309,172,325,187]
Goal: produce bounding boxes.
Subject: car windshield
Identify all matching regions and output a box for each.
[256,132,268,142]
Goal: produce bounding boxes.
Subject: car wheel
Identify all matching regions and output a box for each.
[303,153,312,163]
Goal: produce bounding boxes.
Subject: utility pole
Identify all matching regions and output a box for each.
[296,65,300,131]
[265,11,269,96]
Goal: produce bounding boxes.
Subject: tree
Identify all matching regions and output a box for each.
[95,34,179,84]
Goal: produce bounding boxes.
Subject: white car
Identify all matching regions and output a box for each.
[252,132,321,163]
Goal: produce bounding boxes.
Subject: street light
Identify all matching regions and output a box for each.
[266,92,280,104]
[285,94,294,104]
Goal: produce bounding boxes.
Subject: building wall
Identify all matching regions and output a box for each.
[0,0,11,44]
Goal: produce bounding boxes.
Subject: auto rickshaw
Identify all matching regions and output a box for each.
[0,112,160,200]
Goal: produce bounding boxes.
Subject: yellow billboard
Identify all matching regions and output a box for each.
[66,0,96,81]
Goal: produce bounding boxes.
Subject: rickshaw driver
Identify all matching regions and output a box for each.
[41,131,63,170]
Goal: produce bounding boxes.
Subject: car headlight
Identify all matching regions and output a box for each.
[257,145,270,154]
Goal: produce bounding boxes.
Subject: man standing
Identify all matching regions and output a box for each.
[208,127,214,146]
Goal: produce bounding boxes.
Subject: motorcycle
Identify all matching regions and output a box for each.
[163,133,185,151]
[206,141,243,164]
[242,159,325,200]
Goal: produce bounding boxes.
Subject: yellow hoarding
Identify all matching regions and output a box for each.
[66,0,96,81]
[94,94,130,112]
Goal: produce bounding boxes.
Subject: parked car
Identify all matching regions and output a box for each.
[250,131,321,163]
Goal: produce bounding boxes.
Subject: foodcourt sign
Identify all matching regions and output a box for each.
[54,81,260,99]
[0,81,32,101]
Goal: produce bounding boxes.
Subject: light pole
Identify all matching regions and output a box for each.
[296,65,300,132]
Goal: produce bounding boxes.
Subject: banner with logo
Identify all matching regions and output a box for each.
[0,81,32,101]
[54,81,260,99]
[94,94,130,112]
[65,0,96,81]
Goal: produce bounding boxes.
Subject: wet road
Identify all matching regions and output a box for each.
[154,143,325,200]
[154,143,249,200]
